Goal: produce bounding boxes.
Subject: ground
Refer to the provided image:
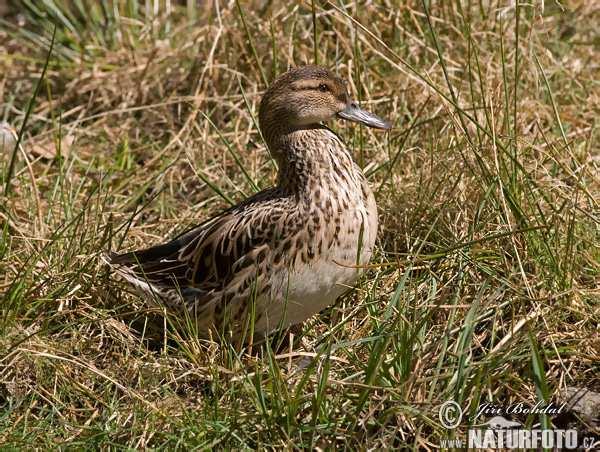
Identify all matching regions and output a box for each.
[0,1,598,449]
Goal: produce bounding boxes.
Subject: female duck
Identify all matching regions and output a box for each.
[108,65,391,340]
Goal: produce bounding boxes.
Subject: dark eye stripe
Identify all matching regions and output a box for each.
[298,85,328,91]
[293,81,333,91]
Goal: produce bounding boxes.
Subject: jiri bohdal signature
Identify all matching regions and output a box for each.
[473,401,566,422]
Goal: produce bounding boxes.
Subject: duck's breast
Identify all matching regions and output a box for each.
[256,172,377,334]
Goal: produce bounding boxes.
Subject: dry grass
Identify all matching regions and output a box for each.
[0,1,598,448]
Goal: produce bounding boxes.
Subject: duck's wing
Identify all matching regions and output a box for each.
[107,192,290,309]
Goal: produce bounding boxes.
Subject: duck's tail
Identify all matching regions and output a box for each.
[101,251,165,303]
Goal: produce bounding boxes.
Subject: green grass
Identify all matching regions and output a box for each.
[1,0,599,448]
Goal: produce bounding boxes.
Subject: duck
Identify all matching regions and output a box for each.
[106,65,391,342]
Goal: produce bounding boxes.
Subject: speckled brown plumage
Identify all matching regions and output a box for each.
[107,65,391,341]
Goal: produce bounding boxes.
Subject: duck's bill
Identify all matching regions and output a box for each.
[337,103,392,130]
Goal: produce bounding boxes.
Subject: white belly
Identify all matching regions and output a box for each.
[255,187,378,335]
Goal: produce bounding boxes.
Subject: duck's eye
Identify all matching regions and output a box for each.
[318,83,329,92]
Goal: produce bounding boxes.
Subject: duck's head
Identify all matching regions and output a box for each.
[258,65,391,139]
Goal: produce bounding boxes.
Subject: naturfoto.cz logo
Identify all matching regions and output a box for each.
[438,400,598,450]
